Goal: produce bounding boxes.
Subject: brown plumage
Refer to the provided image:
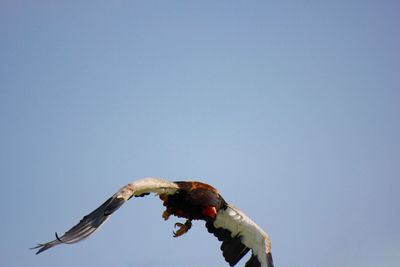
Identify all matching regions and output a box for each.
[32,178,273,267]
[161,181,226,220]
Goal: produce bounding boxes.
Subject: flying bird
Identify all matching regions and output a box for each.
[32,178,274,267]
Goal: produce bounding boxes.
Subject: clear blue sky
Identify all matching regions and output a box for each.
[1,1,399,267]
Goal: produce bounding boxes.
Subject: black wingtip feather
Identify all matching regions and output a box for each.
[244,255,260,267]
[205,220,251,266]
[55,232,63,242]
[30,240,59,255]
[32,195,125,255]
[221,235,250,266]
[267,252,274,267]
[103,197,125,216]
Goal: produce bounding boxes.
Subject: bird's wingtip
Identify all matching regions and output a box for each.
[30,243,47,255]
[31,243,56,255]
[267,252,274,267]
[31,235,61,255]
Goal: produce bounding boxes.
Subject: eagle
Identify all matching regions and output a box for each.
[32,178,274,267]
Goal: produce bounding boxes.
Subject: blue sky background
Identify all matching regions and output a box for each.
[1,1,399,267]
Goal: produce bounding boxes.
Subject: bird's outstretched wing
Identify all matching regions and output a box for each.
[206,204,274,267]
[32,178,179,254]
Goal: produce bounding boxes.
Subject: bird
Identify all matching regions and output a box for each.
[32,178,274,267]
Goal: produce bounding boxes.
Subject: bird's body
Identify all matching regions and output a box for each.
[32,178,274,267]
[161,181,226,220]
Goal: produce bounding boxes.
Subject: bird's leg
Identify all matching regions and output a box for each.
[162,208,172,221]
[173,219,192,237]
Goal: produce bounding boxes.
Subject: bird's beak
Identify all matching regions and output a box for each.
[202,206,217,219]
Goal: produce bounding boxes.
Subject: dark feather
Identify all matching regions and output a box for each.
[245,254,261,267]
[243,253,273,267]
[32,196,125,254]
[205,220,251,266]
[221,235,250,266]
[206,220,230,241]
[266,253,274,267]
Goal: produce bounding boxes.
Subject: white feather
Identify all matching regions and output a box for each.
[214,204,272,267]
[115,177,179,200]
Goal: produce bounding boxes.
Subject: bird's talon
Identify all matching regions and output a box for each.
[162,210,171,221]
[172,220,192,238]
[174,222,184,228]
